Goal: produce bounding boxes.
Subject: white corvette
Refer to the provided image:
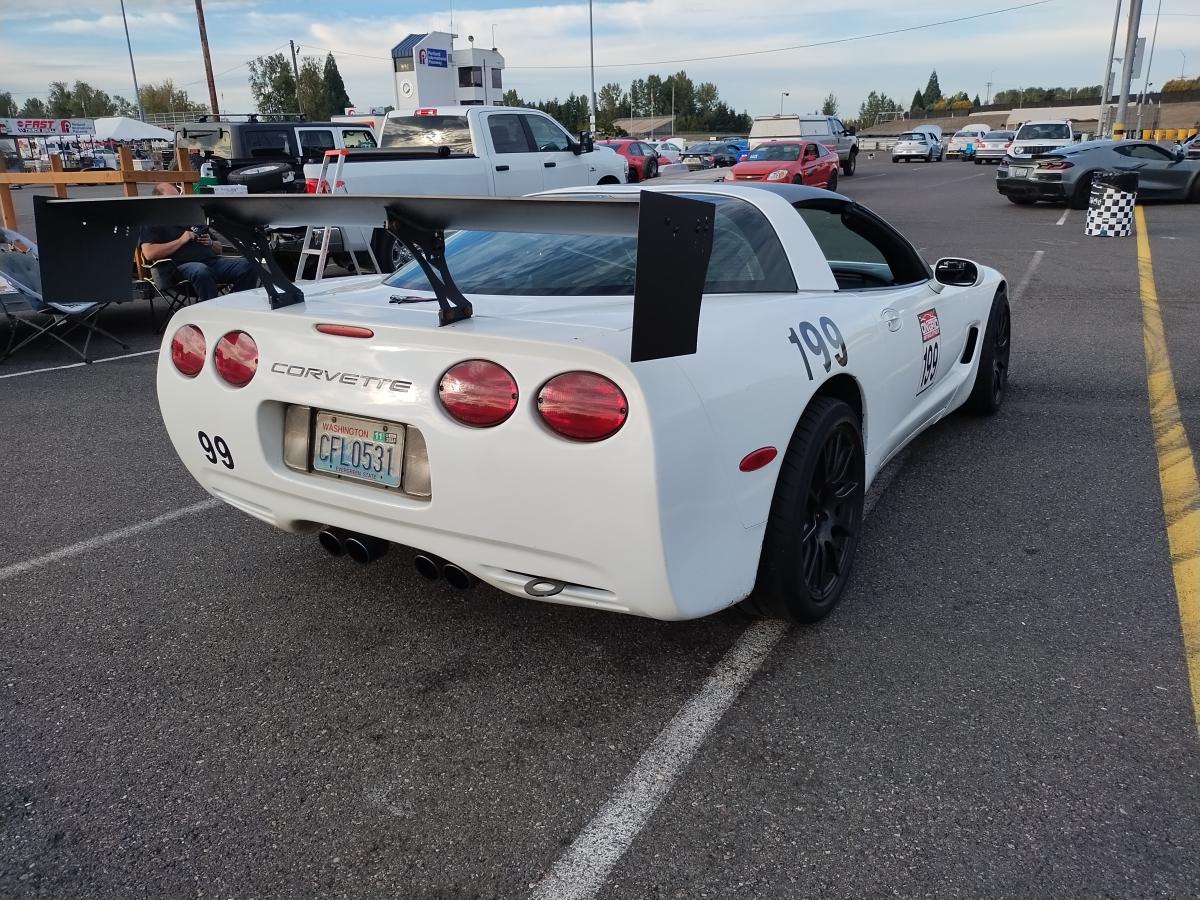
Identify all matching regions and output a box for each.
[37,184,1010,621]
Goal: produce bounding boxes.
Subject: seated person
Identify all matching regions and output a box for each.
[138,183,258,301]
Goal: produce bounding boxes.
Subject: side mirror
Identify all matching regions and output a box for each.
[576,131,594,155]
[934,257,981,287]
[846,126,856,136]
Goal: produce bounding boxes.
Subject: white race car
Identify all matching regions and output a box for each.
[36,184,1010,621]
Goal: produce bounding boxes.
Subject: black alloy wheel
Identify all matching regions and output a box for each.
[799,424,862,601]
[966,286,1011,414]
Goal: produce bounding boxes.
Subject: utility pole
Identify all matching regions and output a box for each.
[194,0,219,116]
[289,39,304,117]
[984,80,992,105]
[118,0,145,121]
[1114,0,1144,138]
[1135,0,1162,135]
[588,0,597,134]
[1099,0,1123,136]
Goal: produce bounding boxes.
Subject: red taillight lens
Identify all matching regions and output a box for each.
[438,359,518,427]
[1037,160,1074,170]
[213,330,258,386]
[537,371,628,441]
[170,324,205,377]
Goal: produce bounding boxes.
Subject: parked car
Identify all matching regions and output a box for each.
[947,124,991,159]
[1180,132,1200,160]
[279,106,626,273]
[597,139,663,182]
[42,183,1011,621]
[891,127,944,163]
[1007,120,1075,161]
[681,141,738,169]
[648,141,682,163]
[996,139,1200,207]
[728,140,839,189]
[973,130,1014,164]
[175,116,380,192]
[749,115,859,174]
[719,136,749,153]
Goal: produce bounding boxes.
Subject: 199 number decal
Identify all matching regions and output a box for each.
[918,341,939,394]
[788,316,848,381]
[198,431,235,469]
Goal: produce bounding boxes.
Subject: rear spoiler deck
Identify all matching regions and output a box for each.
[34,191,713,362]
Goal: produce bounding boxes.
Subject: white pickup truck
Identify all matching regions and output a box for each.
[279,106,628,273]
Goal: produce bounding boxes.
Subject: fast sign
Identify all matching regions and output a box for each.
[0,118,97,136]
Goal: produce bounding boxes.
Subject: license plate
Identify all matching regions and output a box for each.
[1009,167,1030,179]
[312,411,404,488]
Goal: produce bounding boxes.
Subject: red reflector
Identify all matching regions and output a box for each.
[439,359,518,427]
[315,324,374,338]
[739,447,778,472]
[170,324,205,377]
[213,330,258,387]
[537,371,628,441]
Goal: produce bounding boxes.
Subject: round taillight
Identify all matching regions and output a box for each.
[170,324,205,377]
[438,359,518,427]
[537,371,628,441]
[213,330,258,386]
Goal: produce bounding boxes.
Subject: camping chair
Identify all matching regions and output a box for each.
[0,227,130,365]
[135,245,235,334]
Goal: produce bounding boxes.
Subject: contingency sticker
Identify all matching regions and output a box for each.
[918,308,941,342]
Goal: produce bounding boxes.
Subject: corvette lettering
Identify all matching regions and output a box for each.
[270,362,412,393]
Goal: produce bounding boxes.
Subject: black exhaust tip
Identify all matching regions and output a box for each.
[318,528,346,557]
[442,563,476,590]
[345,534,389,564]
[413,554,441,581]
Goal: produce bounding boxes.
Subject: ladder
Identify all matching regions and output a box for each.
[295,148,382,282]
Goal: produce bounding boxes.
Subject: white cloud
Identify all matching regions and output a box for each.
[37,11,187,34]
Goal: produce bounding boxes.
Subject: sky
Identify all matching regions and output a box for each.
[1,0,1198,120]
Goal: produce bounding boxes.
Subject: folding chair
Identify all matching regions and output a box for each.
[0,227,130,365]
[135,247,235,334]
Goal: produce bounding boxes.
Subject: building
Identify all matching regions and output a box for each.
[391,32,505,109]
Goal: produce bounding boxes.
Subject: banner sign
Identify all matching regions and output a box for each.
[0,118,97,136]
[418,47,448,68]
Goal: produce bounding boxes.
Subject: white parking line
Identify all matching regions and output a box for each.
[1055,209,1070,226]
[0,498,219,583]
[1013,249,1045,301]
[0,348,159,380]
[529,454,907,900]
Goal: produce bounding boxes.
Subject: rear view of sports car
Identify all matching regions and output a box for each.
[36,184,1011,623]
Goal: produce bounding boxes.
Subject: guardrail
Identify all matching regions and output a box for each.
[0,146,198,233]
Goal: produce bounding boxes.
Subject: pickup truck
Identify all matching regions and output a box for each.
[279,106,628,274]
[747,115,860,175]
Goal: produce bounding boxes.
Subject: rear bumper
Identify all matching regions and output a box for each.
[995,176,1067,201]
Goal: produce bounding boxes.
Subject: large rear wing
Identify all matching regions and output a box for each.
[34,191,714,362]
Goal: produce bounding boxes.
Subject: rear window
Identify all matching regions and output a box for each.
[746,143,801,161]
[798,120,832,136]
[1015,123,1071,141]
[897,132,929,141]
[176,125,232,158]
[385,195,796,296]
[381,115,473,153]
[984,131,1014,140]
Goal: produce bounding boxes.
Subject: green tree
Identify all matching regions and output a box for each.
[248,53,297,115]
[500,88,524,107]
[296,57,328,120]
[856,91,901,127]
[322,53,352,117]
[597,81,623,133]
[139,79,208,117]
[923,70,942,105]
[910,89,925,111]
[0,92,16,116]
[18,96,47,117]
[820,93,839,116]
[695,81,718,116]
[47,81,74,116]
[973,94,982,108]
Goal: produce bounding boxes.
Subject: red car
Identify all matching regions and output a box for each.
[597,139,663,182]
[727,140,839,190]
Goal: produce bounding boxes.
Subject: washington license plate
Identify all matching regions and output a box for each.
[312,412,404,488]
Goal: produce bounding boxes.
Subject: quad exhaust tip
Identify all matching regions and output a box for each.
[319,527,388,563]
[318,527,347,557]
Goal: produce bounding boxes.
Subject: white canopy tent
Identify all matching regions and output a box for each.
[92,117,174,142]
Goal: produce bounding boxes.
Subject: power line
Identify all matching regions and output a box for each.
[177,43,288,88]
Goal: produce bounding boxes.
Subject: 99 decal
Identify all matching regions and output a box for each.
[787,317,849,381]
[918,341,939,395]
[198,431,235,469]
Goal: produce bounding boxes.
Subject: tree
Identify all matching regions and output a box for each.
[296,57,328,120]
[248,53,297,115]
[139,80,207,117]
[820,93,838,116]
[923,70,942,105]
[47,81,74,116]
[596,81,623,133]
[0,92,16,116]
[910,89,925,112]
[18,97,46,117]
[322,53,351,118]
[856,91,901,128]
[973,94,982,108]
[500,89,524,107]
[695,81,718,116]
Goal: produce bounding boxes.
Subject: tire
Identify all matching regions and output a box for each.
[965,286,1011,415]
[598,175,621,185]
[826,170,838,192]
[792,174,804,184]
[1068,172,1095,210]
[628,165,640,184]
[1007,196,1036,205]
[371,229,413,273]
[742,397,865,623]
[645,159,658,179]
[227,161,295,193]
[841,150,857,176]
[974,158,982,165]
[892,157,899,164]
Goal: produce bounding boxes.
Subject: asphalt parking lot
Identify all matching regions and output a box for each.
[2,156,1198,898]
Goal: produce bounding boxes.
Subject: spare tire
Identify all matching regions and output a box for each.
[227,161,296,193]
